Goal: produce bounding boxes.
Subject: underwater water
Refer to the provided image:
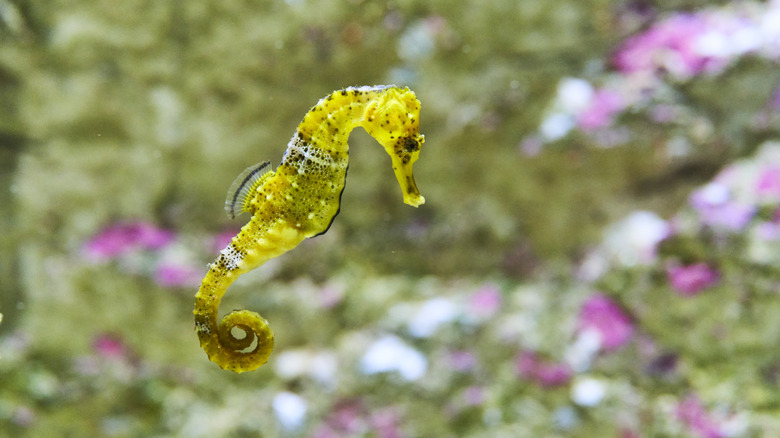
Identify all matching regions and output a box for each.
[3,0,780,436]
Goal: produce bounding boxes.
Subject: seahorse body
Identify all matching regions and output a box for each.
[194,85,425,373]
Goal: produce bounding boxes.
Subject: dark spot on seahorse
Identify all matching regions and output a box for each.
[403,137,419,152]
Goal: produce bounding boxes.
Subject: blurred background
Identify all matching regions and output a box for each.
[3,0,780,436]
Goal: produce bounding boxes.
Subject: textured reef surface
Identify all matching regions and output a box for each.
[3,0,780,436]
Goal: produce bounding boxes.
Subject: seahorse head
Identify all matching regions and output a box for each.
[362,87,426,207]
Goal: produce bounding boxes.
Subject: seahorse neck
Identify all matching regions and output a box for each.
[298,87,391,153]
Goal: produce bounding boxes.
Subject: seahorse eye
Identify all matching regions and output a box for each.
[403,137,420,152]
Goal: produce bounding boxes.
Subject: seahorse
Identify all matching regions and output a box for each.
[194,85,425,373]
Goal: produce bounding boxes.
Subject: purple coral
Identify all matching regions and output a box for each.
[154,262,203,288]
[515,351,573,387]
[577,294,634,351]
[577,89,625,131]
[614,14,723,79]
[666,262,720,296]
[689,183,755,231]
[676,395,725,438]
[83,221,174,261]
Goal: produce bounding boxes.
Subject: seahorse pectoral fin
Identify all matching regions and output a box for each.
[225,161,273,219]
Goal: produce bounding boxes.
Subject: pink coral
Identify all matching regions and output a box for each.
[614,14,716,79]
[515,351,573,387]
[313,400,402,438]
[83,221,174,261]
[577,294,634,351]
[756,166,780,200]
[155,262,203,288]
[577,89,625,131]
[92,334,130,360]
[667,262,720,296]
[469,284,502,318]
[448,350,477,372]
[676,395,725,438]
[689,183,755,231]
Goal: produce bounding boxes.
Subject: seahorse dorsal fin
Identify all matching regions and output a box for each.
[224,161,273,219]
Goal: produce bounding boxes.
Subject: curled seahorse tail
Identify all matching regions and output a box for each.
[219,310,274,369]
[194,306,274,373]
[194,271,275,373]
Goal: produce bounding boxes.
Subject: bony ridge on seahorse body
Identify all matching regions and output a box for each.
[194,85,426,373]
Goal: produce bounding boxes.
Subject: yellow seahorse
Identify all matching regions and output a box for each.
[194,85,425,373]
